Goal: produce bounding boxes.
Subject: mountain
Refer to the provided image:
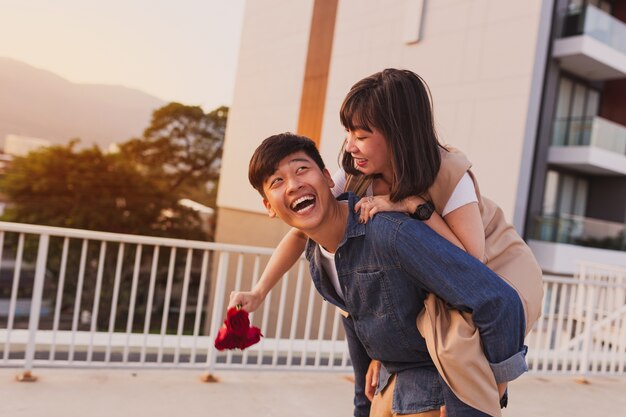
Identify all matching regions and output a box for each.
[0,57,165,150]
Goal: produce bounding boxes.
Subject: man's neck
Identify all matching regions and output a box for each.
[306,200,348,254]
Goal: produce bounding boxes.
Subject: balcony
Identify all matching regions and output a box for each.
[531,213,626,250]
[548,116,626,175]
[553,4,626,80]
[529,214,626,274]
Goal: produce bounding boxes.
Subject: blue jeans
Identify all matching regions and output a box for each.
[343,316,371,417]
[344,319,519,417]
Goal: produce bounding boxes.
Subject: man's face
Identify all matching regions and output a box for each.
[261,151,335,233]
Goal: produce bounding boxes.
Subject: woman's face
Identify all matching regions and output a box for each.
[344,127,392,179]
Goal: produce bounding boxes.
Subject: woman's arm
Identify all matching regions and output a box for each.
[228,227,308,312]
[355,195,485,260]
[441,202,485,261]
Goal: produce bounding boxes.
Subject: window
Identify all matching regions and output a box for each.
[551,75,601,146]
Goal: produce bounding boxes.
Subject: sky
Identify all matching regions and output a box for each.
[0,0,246,111]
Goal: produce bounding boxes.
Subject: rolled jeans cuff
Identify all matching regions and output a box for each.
[489,345,528,384]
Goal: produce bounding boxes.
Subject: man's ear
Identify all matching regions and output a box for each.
[323,168,335,189]
[262,198,276,218]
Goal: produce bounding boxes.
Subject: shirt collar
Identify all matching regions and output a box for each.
[336,192,366,241]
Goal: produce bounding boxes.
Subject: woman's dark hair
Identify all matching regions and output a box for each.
[339,68,444,202]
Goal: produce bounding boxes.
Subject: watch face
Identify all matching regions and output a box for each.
[413,201,434,220]
[417,206,431,219]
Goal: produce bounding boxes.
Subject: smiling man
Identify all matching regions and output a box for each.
[248,132,528,417]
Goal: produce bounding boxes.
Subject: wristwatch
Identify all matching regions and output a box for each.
[410,201,435,221]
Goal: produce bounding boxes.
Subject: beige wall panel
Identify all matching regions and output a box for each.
[319,0,544,221]
[217,0,315,217]
[218,0,545,246]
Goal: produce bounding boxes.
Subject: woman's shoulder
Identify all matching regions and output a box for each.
[439,145,472,170]
[429,146,473,212]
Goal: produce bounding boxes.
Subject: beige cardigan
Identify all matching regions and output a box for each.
[346,148,544,416]
[417,148,543,416]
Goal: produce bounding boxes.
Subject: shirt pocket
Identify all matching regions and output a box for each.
[354,269,393,318]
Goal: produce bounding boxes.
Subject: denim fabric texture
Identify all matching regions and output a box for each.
[342,316,372,417]
[305,193,528,416]
[439,374,491,417]
[377,363,444,413]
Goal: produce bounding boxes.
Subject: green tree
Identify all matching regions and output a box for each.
[0,141,204,239]
[119,103,227,208]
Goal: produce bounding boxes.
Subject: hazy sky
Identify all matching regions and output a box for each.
[0,0,246,111]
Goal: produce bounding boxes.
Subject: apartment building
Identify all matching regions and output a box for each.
[216,0,626,277]
[526,0,626,274]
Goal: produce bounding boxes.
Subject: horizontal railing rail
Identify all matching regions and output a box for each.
[1,222,626,377]
[0,221,351,374]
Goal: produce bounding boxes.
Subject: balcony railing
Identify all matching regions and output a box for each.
[532,213,626,251]
[2,221,626,377]
[551,116,626,155]
[562,4,626,56]
[0,221,351,374]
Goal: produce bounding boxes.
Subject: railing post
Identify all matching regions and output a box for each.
[202,251,230,383]
[578,279,596,383]
[17,234,49,382]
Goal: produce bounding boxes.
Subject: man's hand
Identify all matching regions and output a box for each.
[364,359,381,401]
[228,290,263,312]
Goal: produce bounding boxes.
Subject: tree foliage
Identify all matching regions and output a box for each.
[119,103,227,203]
[0,103,227,239]
[0,141,204,240]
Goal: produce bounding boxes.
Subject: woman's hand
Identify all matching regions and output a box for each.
[355,195,425,224]
[364,359,381,401]
[228,290,264,313]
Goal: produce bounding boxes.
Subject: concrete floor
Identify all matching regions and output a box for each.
[1,368,625,417]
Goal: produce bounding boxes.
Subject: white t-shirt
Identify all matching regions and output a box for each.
[319,245,343,301]
[331,169,477,217]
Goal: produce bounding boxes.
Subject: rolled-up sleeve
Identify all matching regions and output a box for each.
[393,220,526,375]
[490,345,528,383]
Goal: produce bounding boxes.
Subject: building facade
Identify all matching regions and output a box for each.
[216,0,626,277]
[526,0,626,274]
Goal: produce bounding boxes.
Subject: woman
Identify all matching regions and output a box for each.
[230,69,543,417]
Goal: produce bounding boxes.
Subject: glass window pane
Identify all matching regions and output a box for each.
[556,78,573,118]
[543,171,560,215]
[553,78,573,145]
[569,84,587,145]
[573,178,588,216]
[558,174,575,215]
[585,90,600,117]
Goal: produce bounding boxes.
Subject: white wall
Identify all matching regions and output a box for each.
[219,0,547,223]
[319,0,546,221]
[217,0,315,215]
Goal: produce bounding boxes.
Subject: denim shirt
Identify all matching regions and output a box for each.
[305,193,527,384]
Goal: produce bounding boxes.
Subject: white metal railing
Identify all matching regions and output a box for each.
[527,264,626,376]
[1,222,626,377]
[0,221,351,374]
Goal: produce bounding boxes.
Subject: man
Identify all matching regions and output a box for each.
[248,133,527,416]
